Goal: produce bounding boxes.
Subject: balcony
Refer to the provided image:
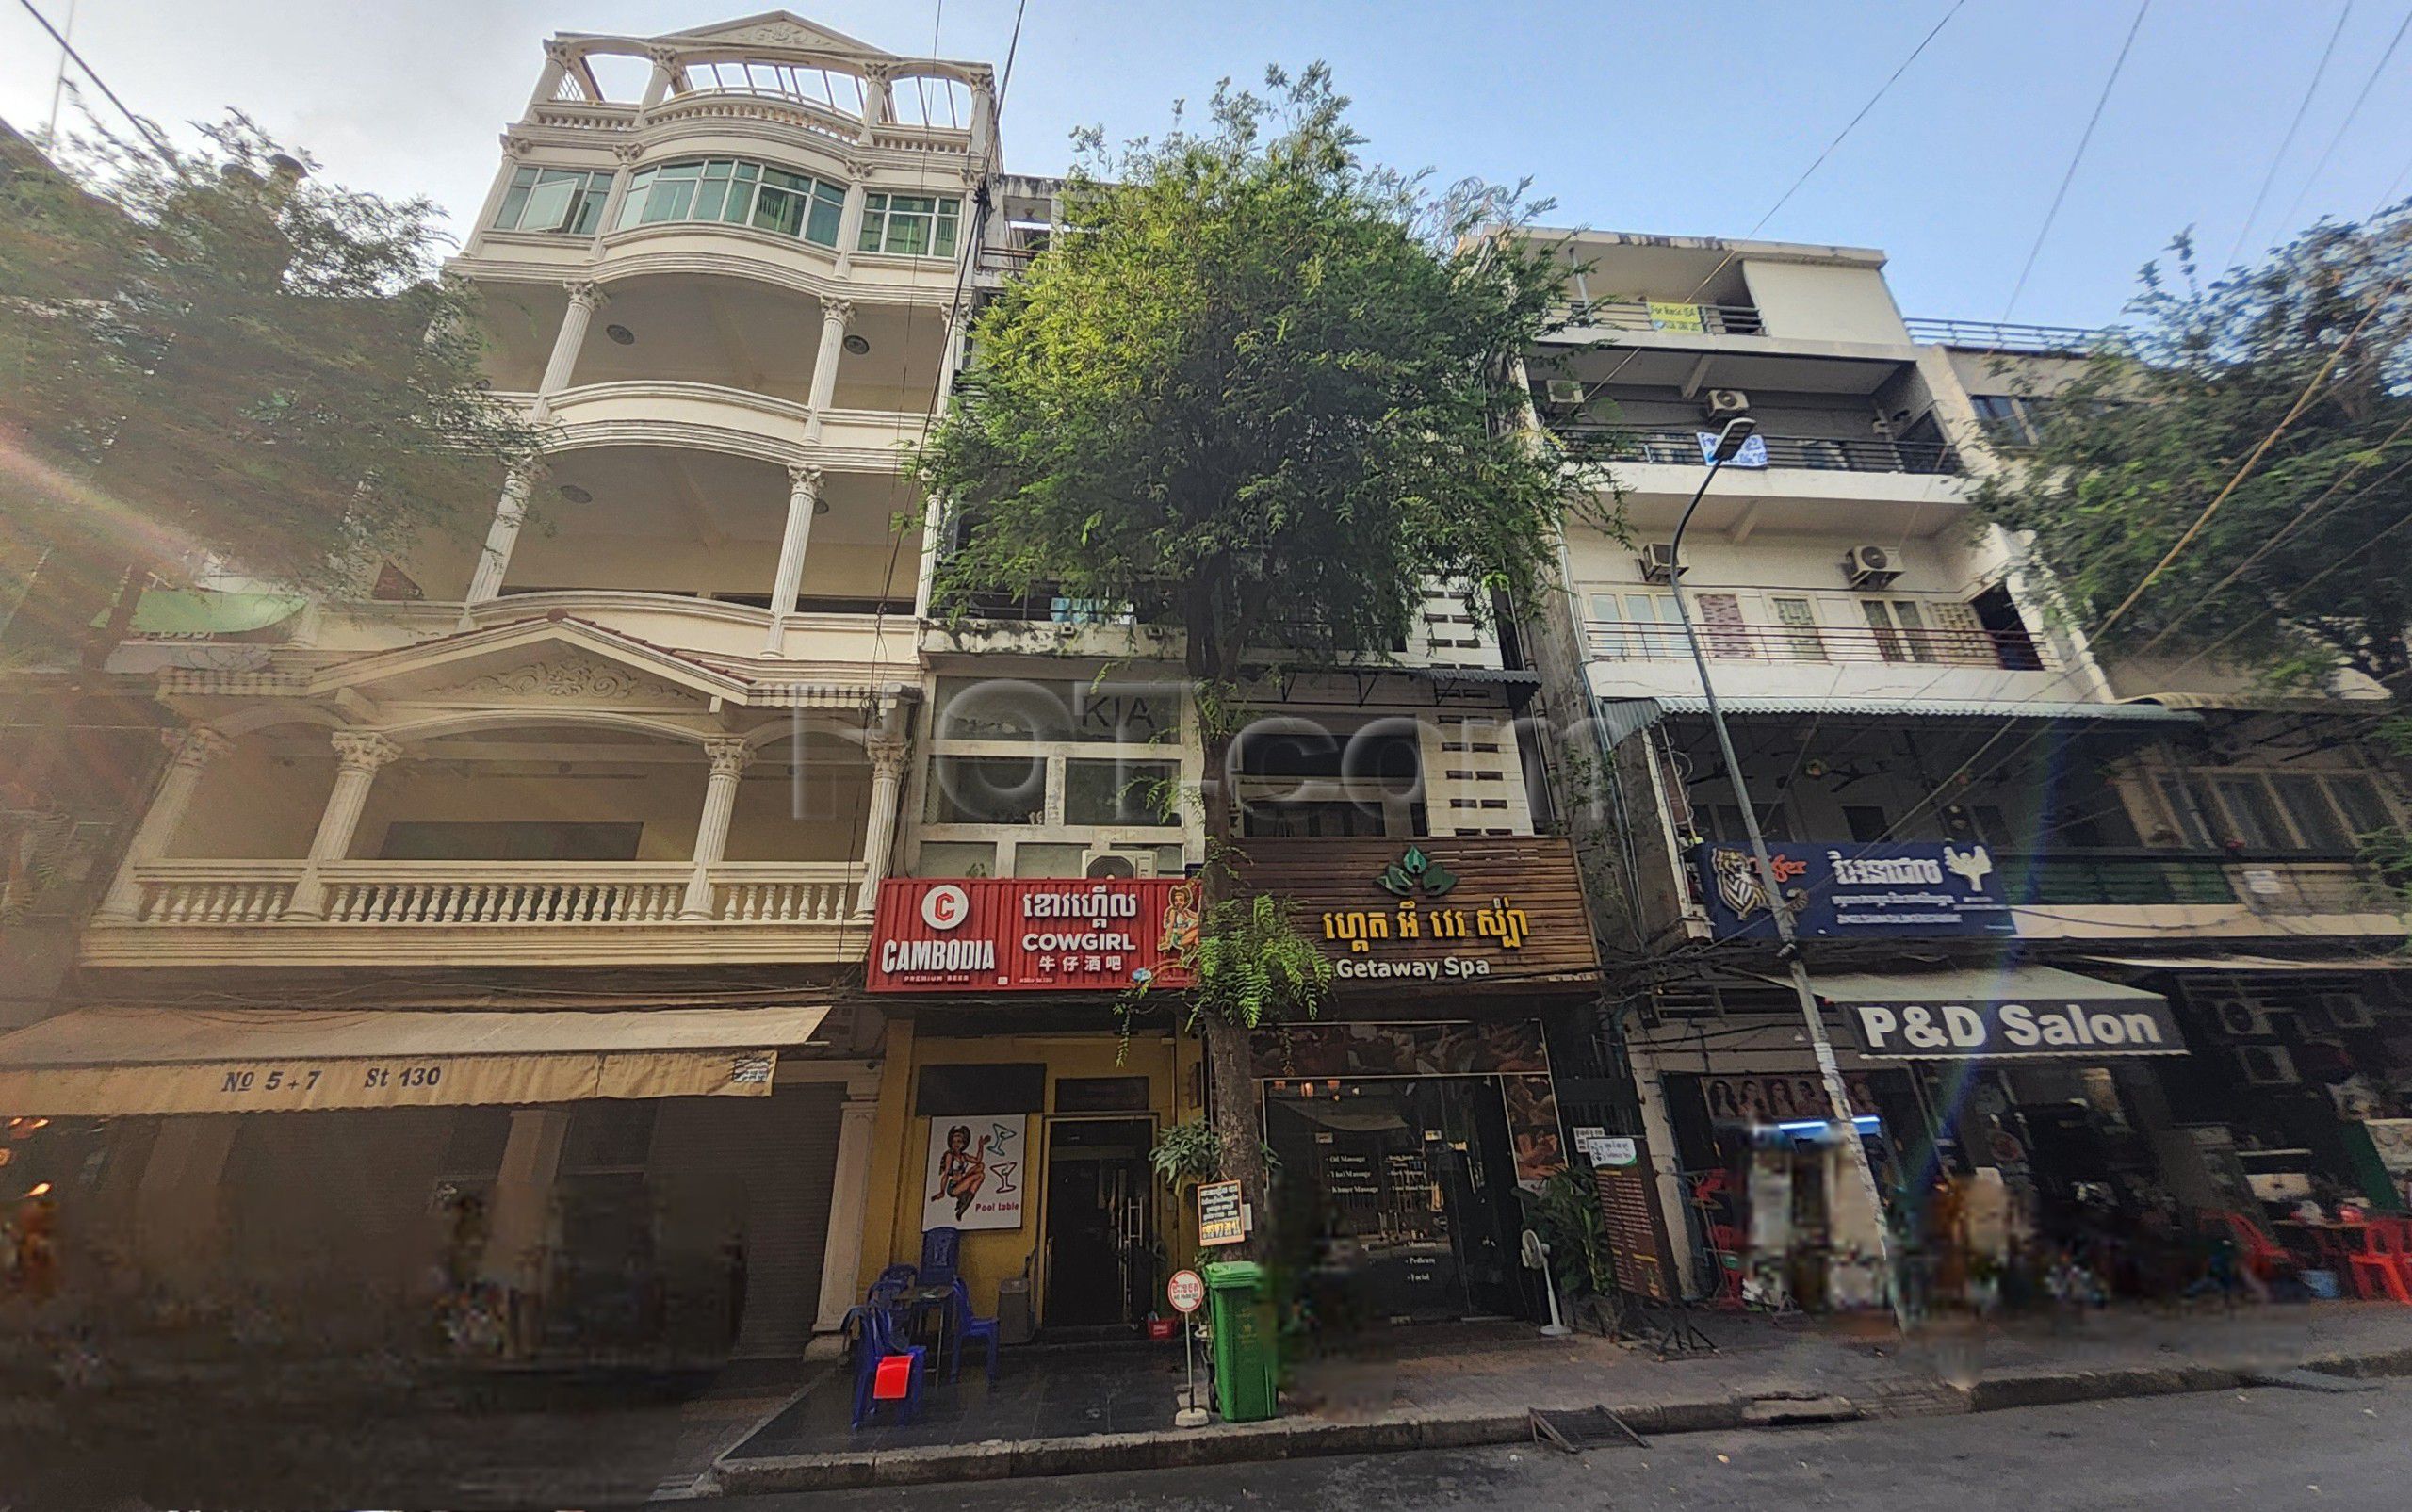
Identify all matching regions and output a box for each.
[1586,620,2048,671]
[1563,300,1765,336]
[83,859,866,967]
[1557,423,1960,476]
[2004,853,2404,940]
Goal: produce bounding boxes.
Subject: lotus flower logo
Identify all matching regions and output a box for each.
[1378,845,1458,898]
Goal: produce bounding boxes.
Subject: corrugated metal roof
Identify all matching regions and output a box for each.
[1619,695,2199,722]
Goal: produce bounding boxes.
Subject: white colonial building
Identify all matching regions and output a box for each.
[33,12,1013,1360]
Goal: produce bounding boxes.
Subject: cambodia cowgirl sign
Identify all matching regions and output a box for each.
[869,878,1198,992]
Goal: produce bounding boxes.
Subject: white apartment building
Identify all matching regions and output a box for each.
[1520,231,2411,1302]
[20,11,1010,1360]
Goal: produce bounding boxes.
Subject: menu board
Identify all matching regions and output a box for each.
[1593,1165,1669,1301]
[1198,1179,1246,1247]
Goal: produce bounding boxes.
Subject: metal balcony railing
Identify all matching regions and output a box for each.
[976,243,1041,272]
[1586,620,2051,670]
[1556,423,1962,475]
[1995,852,2398,914]
[1564,300,1765,335]
[1902,317,2106,353]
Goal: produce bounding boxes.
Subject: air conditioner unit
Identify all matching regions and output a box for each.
[2235,1044,2300,1086]
[2214,999,2276,1038]
[1638,543,1684,583]
[1083,849,1156,880]
[1702,389,1752,420]
[2317,991,2377,1030]
[1542,379,1588,411]
[1842,545,1900,588]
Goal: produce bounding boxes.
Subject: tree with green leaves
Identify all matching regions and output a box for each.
[1973,209,2412,697]
[921,68,1609,1242]
[0,116,545,667]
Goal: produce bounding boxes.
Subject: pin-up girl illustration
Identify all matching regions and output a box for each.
[932,1124,990,1219]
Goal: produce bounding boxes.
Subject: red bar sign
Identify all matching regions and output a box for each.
[868,877,1200,993]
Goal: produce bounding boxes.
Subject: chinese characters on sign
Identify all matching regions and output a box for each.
[1696,841,2014,940]
[868,878,1199,992]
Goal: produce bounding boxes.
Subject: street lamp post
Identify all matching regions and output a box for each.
[1665,416,1900,1319]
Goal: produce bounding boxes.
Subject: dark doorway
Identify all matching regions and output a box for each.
[1041,1117,1155,1329]
[1264,1078,1528,1324]
[1971,583,2044,670]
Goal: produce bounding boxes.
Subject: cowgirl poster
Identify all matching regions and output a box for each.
[920,1115,1025,1231]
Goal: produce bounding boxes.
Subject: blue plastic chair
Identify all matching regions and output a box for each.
[850,1307,926,1428]
[950,1275,1001,1383]
[919,1227,961,1289]
[876,1263,918,1288]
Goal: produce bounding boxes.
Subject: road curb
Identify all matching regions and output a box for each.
[713,1341,2412,1496]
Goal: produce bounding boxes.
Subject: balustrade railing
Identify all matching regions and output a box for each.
[123,860,863,926]
[1556,422,1961,475]
[1587,619,2049,669]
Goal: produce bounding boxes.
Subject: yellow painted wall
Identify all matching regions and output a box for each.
[855,1020,1206,1322]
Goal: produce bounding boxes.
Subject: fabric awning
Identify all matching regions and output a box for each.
[0,1004,832,1115]
[90,590,307,638]
[2080,952,2409,973]
[1764,964,2185,1061]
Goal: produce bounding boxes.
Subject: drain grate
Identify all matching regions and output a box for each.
[1530,1405,1649,1453]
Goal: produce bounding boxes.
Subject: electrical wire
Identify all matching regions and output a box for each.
[2227,1,2355,268]
[11,0,172,162]
[1999,0,2151,321]
[2275,5,2412,233]
[1573,0,1971,398]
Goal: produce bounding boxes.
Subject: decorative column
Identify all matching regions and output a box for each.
[284,731,403,919]
[762,464,823,653]
[680,738,753,919]
[812,1079,884,1331]
[478,1106,572,1357]
[463,463,539,611]
[637,44,680,116]
[967,78,998,168]
[804,297,853,443]
[856,62,895,145]
[133,1114,239,1294]
[856,736,910,912]
[98,726,229,920]
[832,181,871,277]
[533,281,606,415]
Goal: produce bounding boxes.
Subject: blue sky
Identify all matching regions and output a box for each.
[4,0,2408,326]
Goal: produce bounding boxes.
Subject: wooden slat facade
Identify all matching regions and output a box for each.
[1235,837,1600,988]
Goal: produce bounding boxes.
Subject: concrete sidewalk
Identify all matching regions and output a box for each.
[715,1303,2412,1495]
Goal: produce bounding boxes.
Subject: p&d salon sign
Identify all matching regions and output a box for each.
[1849,996,2188,1061]
[868,877,1198,993]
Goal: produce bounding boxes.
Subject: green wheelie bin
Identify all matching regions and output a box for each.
[1202,1260,1278,1423]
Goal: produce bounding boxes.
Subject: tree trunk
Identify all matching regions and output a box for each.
[1193,711,1270,1258]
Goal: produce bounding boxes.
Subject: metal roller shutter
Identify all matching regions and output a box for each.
[652,1084,842,1358]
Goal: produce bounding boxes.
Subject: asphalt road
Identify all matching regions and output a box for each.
[732,1377,2412,1511]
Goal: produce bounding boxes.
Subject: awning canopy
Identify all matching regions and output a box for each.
[1601,695,2198,744]
[0,1004,832,1116]
[1766,964,2185,1061]
[2081,952,2409,973]
[90,589,307,638]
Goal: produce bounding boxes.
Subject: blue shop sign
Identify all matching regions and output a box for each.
[1694,841,2014,939]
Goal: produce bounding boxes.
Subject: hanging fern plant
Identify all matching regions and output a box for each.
[1116,889,1333,1053]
